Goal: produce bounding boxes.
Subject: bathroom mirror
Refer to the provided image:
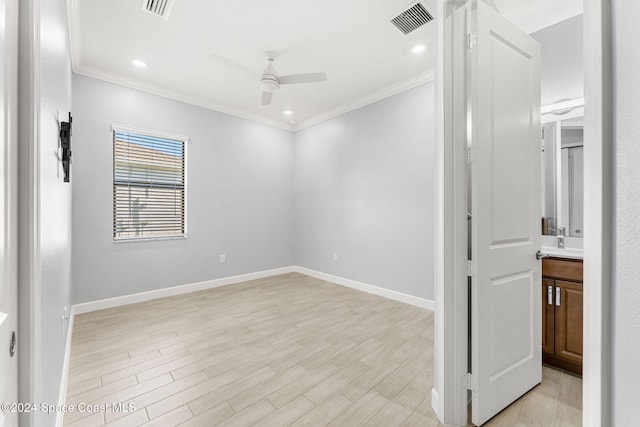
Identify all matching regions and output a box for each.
[542,112,584,237]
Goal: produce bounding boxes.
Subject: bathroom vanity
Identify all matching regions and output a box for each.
[541,255,583,375]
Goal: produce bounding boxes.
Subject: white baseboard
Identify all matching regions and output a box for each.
[431,388,444,425]
[72,265,434,316]
[72,266,296,314]
[56,306,75,427]
[293,266,434,310]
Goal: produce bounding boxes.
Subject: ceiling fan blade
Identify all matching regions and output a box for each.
[261,91,273,106]
[279,73,327,85]
[211,53,260,77]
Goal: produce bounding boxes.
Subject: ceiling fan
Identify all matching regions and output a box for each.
[211,50,327,106]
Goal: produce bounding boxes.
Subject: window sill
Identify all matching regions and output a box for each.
[113,235,187,243]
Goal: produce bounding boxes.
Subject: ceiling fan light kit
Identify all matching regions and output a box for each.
[260,75,280,93]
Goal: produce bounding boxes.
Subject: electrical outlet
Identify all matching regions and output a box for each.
[333,253,338,262]
[219,254,226,263]
[62,306,69,337]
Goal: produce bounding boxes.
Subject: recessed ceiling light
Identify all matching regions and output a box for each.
[412,44,427,54]
[284,110,293,116]
[132,59,147,68]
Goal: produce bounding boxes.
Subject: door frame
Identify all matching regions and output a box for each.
[3,0,20,420]
[433,0,612,425]
[582,0,612,424]
[18,0,43,426]
[432,1,472,425]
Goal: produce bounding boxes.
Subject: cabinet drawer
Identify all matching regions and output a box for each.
[542,258,583,282]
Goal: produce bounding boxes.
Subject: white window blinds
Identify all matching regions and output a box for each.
[113,129,186,240]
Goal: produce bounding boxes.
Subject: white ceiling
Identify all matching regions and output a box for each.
[68,0,582,131]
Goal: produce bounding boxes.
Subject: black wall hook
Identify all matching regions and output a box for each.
[60,112,72,182]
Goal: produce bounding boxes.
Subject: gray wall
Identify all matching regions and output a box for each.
[39,0,73,423]
[19,0,73,424]
[71,75,294,303]
[612,0,640,423]
[293,83,437,300]
[40,0,74,418]
[532,15,583,107]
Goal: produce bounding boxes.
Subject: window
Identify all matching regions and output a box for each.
[113,127,186,240]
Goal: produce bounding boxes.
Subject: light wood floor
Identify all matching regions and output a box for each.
[64,273,581,426]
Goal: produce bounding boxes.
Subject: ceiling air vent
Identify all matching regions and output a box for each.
[390,2,434,35]
[142,0,176,20]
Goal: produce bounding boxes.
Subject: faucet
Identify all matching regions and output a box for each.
[557,227,566,248]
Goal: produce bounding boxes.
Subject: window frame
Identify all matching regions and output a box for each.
[111,124,189,242]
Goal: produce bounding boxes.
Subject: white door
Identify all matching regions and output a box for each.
[0,0,19,425]
[470,1,542,425]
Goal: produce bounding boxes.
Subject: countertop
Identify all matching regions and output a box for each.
[541,245,584,260]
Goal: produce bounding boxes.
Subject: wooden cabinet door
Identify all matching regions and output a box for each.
[554,280,583,364]
[542,279,555,355]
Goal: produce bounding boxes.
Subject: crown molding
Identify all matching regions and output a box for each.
[294,70,436,131]
[66,0,292,131]
[65,1,579,134]
[66,1,434,133]
[73,63,435,134]
[73,64,295,131]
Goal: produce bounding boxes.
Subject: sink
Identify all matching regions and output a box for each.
[541,235,583,259]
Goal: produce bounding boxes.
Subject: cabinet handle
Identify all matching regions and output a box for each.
[547,285,553,305]
[556,286,561,306]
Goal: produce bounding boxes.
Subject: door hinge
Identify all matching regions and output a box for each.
[466,260,476,277]
[467,32,478,50]
[465,372,478,392]
[466,146,477,163]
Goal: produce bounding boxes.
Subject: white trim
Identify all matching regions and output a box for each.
[73,63,436,134]
[295,71,435,131]
[73,266,296,314]
[30,3,42,417]
[56,306,75,427]
[4,0,20,419]
[583,0,611,425]
[73,63,294,132]
[17,0,43,425]
[66,1,436,134]
[293,266,434,310]
[431,387,442,421]
[433,0,472,425]
[71,266,434,315]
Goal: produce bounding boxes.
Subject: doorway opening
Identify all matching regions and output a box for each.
[434,0,610,425]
